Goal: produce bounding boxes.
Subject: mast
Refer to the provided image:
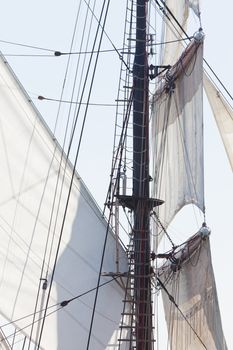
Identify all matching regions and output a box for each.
[110,0,162,347]
[132,0,152,348]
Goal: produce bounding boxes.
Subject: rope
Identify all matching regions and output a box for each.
[0,36,190,57]
[38,95,123,107]
[60,277,118,307]
[83,0,129,70]
[34,0,112,348]
[67,0,97,137]
[103,90,133,215]
[152,211,175,248]
[155,0,233,102]
[157,277,207,349]
[0,39,54,52]
[26,1,85,347]
[0,277,119,346]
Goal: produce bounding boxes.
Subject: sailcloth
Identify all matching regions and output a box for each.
[0,54,128,349]
[161,0,189,65]
[204,73,233,170]
[161,0,200,65]
[158,234,228,349]
[151,39,204,231]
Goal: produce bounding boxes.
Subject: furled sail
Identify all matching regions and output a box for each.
[151,38,204,231]
[158,233,228,349]
[204,73,233,170]
[0,54,128,349]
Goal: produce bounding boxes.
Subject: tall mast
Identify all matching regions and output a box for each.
[115,1,163,347]
[133,0,152,348]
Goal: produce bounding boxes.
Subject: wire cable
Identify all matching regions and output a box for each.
[0,39,55,52]
[155,0,233,102]
[26,2,85,347]
[1,277,119,346]
[35,1,113,348]
[152,211,175,248]
[60,276,118,307]
[26,0,97,347]
[1,38,191,58]
[84,4,119,347]
[37,95,123,107]
[82,0,129,70]
[157,277,207,349]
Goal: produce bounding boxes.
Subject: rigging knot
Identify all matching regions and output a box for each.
[165,71,175,93]
[170,257,181,272]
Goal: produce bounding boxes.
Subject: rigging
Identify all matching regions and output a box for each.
[157,277,207,349]
[155,0,233,102]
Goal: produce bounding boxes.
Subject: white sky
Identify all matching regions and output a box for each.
[0,0,232,348]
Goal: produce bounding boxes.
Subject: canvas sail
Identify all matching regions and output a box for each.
[161,0,200,65]
[161,0,189,65]
[204,73,233,170]
[0,54,128,349]
[158,233,228,349]
[151,39,204,232]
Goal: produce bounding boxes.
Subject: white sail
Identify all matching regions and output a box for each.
[161,0,189,65]
[161,0,200,65]
[0,54,128,349]
[158,233,228,349]
[204,73,233,170]
[151,39,204,231]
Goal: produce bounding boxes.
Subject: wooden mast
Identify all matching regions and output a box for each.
[116,1,163,347]
[132,0,153,348]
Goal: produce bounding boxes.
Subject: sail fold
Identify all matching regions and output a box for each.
[204,73,233,171]
[151,40,204,231]
[158,233,228,349]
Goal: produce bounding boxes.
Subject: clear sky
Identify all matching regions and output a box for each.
[0,0,232,349]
